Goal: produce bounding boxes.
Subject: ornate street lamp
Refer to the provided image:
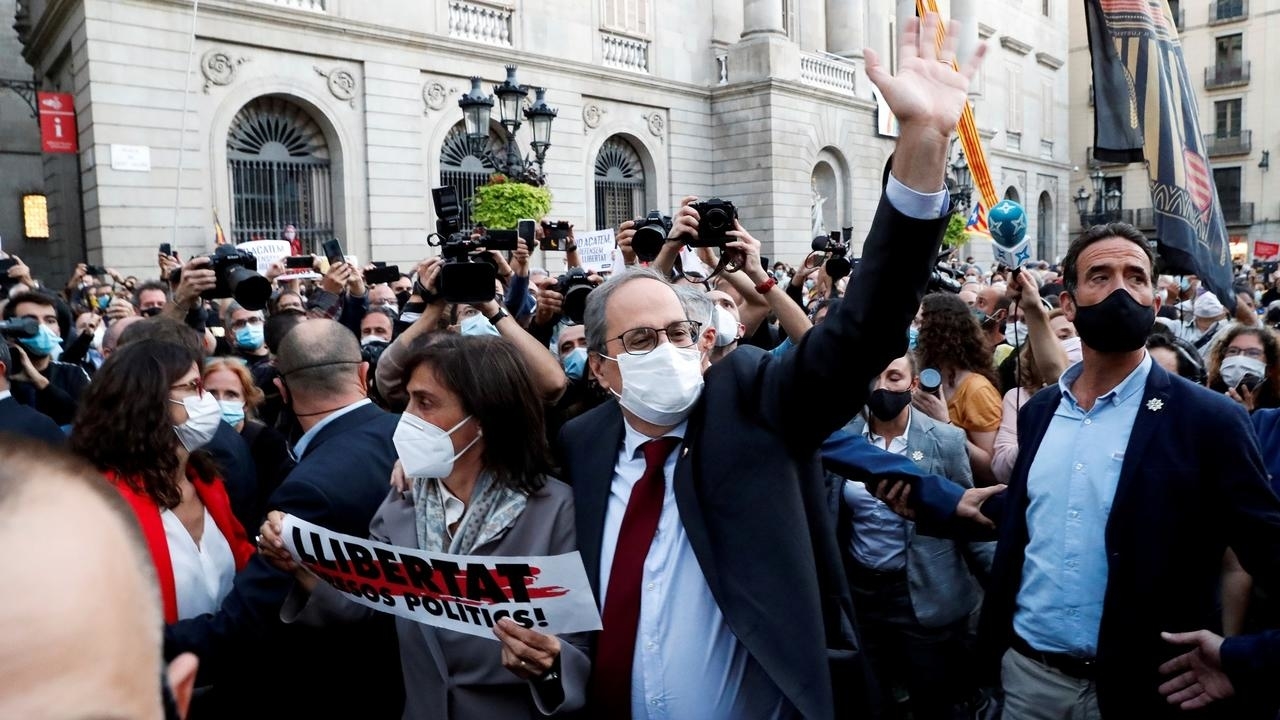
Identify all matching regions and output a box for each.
[458,65,557,185]
[1073,186,1091,223]
[949,149,973,212]
[1104,187,1122,215]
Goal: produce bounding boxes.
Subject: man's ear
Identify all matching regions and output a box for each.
[1060,290,1077,322]
[166,652,199,719]
[588,352,609,388]
[273,377,289,405]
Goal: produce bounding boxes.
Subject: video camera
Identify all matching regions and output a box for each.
[554,267,599,324]
[927,248,964,294]
[169,244,271,310]
[0,317,39,340]
[811,231,852,281]
[631,210,672,262]
[430,185,524,303]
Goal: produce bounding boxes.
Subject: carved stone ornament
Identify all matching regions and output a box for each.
[582,103,606,130]
[422,80,457,115]
[644,111,665,139]
[200,49,249,94]
[314,65,357,108]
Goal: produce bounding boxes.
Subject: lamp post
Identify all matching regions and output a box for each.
[949,148,973,214]
[1073,168,1122,227]
[457,65,558,186]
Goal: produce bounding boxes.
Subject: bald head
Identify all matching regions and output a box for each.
[103,316,143,357]
[276,319,364,397]
[0,437,195,719]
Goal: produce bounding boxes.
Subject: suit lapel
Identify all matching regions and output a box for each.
[1107,363,1171,540]
[576,402,625,600]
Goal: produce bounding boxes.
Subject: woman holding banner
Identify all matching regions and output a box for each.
[259,334,590,719]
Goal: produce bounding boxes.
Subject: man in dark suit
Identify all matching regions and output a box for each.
[897,223,1280,718]
[557,15,982,717]
[0,340,65,445]
[163,319,403,718]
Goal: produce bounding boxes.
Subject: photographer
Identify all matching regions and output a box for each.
[0,340,65,444]
[307,258,368,337]
[375,256,567,409]
[2,290,91,426]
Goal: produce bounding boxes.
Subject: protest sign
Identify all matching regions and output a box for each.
[576,229,616,273]
[239,239,322,281]
[281,515,602,640]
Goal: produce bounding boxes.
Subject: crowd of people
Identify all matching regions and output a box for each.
[7,15,1280,720]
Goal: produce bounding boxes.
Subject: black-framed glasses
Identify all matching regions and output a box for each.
[611,320,702,355]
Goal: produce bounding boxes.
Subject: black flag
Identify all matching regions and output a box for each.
[1084,0,1234,310]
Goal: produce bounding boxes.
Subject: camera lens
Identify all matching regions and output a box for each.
[705,208,729,231]
[826,256,852,281]
[811,236,830,252]
[632,224,666,262]
[562,283,592,324]
[226,265,271,311]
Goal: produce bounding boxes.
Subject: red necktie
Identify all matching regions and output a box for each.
[591,436,681,718]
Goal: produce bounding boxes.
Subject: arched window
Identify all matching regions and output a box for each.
[227,96,334,250]
[1004,186,1021,203]
[594,136,646,231]
[1037,192,1054,262]
[440,123,505,231]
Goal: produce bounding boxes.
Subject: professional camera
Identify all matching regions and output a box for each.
[689,198,737,248]
[430,185,523,303]
[631,210,672,262]
[811,232,852,281]
[554,267,600,324]
[169,244,271,310]
[927,249,964,294]
[0,317,39,340]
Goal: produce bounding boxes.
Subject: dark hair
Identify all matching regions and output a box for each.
[117,316,204,358]
[402,334,550,494]
[264,311,305,355]
[4,289,72,341]
[809,297,842,323]
[1145,329,1207,384]
[0,340,10,380]
[1205,324,1280,406]
[70,340,214,509]
[916,292,999,387]
[1062,223,1156,293]
[133,281,170,307]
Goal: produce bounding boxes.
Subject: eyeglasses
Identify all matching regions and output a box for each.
[169,379,204,399]
[1224,347,1265,359]
[230,316,264,331]
[611,320,702,355]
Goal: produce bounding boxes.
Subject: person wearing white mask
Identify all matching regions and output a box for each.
[259,333,591,719]
[1206,324,1280,412]
[1157,290,1227,356]
[705,288,745,362]
[561,12,978,712]
[69,339,255,625]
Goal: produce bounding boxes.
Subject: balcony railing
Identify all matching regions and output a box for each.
[250,0,325,10]
[448,0,513,47]
[1203,130,1252,157]
[601,32,649,73]
[1205,61,1250,89]
[1209,0,1247,25]
[1136,208,1156,229]
[1223,202,1254,226]
[799,52,857,95]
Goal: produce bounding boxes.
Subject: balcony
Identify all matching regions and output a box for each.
[1205,61,1250,89]
[1203,130,1252,157]
[448,0,513,47]
[1086,146,1127,167]
[1223,202,1254,226]
[601,32,649,73]
[1136,204,1253,228]
[800,52,857,95]
[1209,0,1247,25]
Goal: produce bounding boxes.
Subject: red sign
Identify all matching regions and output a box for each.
[38,92,77,154]
[1255,241,1280,261]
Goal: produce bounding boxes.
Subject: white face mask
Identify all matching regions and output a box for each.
[91,323,106,351]
[360,334,386,347]
[171,392,223,452]
[1220,355,1267,390]
[713,306,740,348]
[1061,336,1083,364]
[1004,321,1029,340]
[605,342,705,426]
[393,412,480,480]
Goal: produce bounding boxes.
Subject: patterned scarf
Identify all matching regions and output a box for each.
[412,472,528,554]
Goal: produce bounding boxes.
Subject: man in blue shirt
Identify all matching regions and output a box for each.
[869,222,1280,718]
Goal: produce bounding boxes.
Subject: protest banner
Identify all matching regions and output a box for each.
[576,229,616,273]
[239,239,322,281]
[281,515,602,640]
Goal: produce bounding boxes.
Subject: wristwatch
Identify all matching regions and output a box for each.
[754,276,778,295]
[487,307,509,325]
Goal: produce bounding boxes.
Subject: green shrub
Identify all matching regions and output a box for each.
[470,175,552,229]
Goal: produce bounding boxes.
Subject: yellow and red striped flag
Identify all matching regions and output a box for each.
[214,209,229,246]
[915,0,999,223]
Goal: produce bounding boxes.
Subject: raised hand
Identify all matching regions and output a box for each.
[865,14,985,140]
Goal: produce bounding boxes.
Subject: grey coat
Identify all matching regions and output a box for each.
[285,478,591,719]
[828,411,994,628]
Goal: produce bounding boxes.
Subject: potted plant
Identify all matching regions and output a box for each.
[470,173,552,230]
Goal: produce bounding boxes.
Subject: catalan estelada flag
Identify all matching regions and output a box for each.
[1084,0,1234,310]
[214,210,229,246]
[965,200,990,236]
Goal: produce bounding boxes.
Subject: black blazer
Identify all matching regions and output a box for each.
[557,197,947,718]
[962,363,1280,717]
[164,402,404,718]
[0,395,64,445]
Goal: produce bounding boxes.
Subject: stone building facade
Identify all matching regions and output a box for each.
[10,0,1071,281]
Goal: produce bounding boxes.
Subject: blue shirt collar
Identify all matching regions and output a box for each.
[1059,352,1153,410]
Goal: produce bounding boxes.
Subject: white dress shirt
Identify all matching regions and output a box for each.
[161,507,236,620]
[600,419,789,720]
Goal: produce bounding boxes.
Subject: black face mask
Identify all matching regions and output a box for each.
[1071,288,1156,353]
[395,290,411,309]
[867,388,913,421]
[141,306,163,318]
